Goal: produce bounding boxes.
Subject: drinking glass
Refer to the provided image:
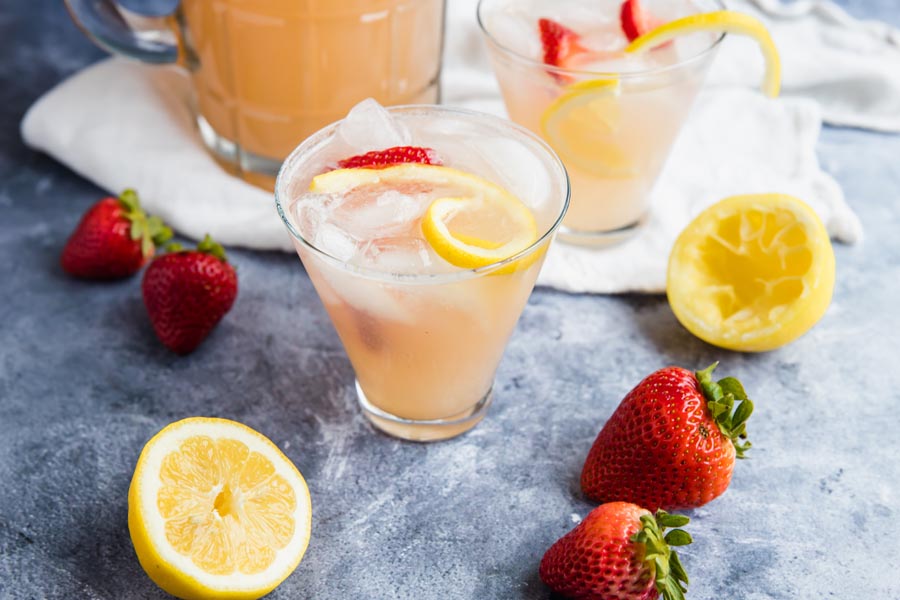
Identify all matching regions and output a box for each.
[478,0,724,246]
[275,106,570,441]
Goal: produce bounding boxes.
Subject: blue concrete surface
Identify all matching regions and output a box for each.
[1,1,899,599]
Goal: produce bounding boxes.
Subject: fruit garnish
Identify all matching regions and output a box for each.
[311,164,539,272]
[540,502,692,600]
[336,146,442,169]
[539,17,590,82]
[421,194,538,271]
[581,363,754,510]
[667,193,835,351]
[129,417,312,600]
[620,0,653,42]
[142,234,238,355]
[626,10,782,98]
[61,188,172,280]
[540,79,637,178]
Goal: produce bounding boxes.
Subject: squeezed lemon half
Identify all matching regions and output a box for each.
[667,194,835,352]
[128,417,312,600]
[626,10,782,98]
[312,164,540,273]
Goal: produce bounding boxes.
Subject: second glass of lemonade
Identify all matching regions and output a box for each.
[275,102,569,441]
[478,0,723,246]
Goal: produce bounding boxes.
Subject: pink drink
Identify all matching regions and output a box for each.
[275,102,569,441]
[479,0,722,246]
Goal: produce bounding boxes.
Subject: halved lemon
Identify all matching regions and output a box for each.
[128,417,312,600]
[626,10,782,98]
[667,194,835,352]
[540,79,637,179]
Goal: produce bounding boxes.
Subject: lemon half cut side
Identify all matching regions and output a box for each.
[667,194,835,352]
[128,417,312,600]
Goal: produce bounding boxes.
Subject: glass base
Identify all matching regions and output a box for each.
[197,115,280,191]
[356,380,493,442]
[558,212,649,248]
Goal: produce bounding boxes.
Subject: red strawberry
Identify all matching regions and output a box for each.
[61,189,171,280]
[620,0,669,46]
[581,363,753,511]
[337,146,441,169]
[539,18,589,71]
[142,235,238,355]
[540,502,692,600]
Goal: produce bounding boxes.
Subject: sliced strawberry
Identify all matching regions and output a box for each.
[538,18,588,69]
[620,0,651,42]
[337,146,441,170]
[620,0,670,46]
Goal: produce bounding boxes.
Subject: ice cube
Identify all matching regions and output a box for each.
[334,189,429,239]
[290,192,341,238]
[314,223,360,262]
[445,136,550,217]
[551,0,619,29]
[361,237,435,274]
[336,98,412,153]
[485,12,542,60]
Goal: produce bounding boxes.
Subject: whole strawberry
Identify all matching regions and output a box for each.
[61,189,171,280]
[540,502,692,600]
[581,363,753,510]
[142,235,237,355]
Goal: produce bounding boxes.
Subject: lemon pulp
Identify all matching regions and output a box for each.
[129,417,311,600]
[667,194,835,352]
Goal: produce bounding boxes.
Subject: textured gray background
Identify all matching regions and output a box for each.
[1,1,899,599]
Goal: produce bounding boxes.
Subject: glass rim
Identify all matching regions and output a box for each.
[476,0,727,80]
[274,104,571,286]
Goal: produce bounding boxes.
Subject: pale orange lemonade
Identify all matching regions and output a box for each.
[67,0,445,189]
[275,102,569,441]
[479,0,722,245]
[181,0,444,183]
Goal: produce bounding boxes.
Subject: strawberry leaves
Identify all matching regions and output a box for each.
[696,363,754,458]
[196,234,228,263]
[632,510,692,600]
[120,189,173,258]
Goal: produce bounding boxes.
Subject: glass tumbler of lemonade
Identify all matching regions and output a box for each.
[478,0,724,246]
[275,101,569,441]
[65,0,446,189]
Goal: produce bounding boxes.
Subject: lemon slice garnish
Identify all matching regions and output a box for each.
[310,164,540,273]
[421,194,538,271]
[540,79,637,179]
[626,10,782,98]
[129,417,312,600]
[667,194,835,352]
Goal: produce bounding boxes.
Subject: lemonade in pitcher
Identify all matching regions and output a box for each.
[66,0,446,189]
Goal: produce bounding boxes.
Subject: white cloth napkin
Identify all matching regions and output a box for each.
[23,0,889,294]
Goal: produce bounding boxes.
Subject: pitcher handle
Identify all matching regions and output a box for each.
[64,0,181,64]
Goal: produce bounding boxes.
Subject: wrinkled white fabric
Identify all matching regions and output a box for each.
[24,0,887,293]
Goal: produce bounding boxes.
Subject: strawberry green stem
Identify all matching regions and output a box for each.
[196,234,228,263]
[696,363,754,458]
[117,189,172,257]
[632,510,692,600]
